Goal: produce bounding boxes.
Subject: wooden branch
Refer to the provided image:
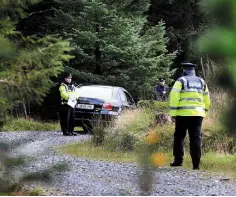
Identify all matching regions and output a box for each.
[0,79,7,84]
[0,79,18,86]
[29,9,54,16]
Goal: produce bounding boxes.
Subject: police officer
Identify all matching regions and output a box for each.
[59,72,78,136]
[155,78,167,100]
[169,63,210,170]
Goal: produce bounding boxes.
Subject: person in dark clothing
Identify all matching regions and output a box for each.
[169,63,210,170]
[59,72,78,136]
[155,78,167,100]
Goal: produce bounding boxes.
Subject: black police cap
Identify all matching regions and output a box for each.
[159,78,165,82]
[63,72,72,78]
[181,62,197,69]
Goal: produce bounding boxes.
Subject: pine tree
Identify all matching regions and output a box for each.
[52,0,176,96]
[149,0,210,63]
[0,0,72,123]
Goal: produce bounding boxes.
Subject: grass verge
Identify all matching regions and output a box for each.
[0,187,42,196]
[55,94,236,178]
[56,141,236,177]
[2,118,60,131]
[56,141,137,163]
[56,97,236,177]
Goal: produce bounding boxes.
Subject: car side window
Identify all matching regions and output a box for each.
[124,91,133,104]
[119,90,127,102]
[117,92,122,101]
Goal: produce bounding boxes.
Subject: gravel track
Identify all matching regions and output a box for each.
[1,131,236,196]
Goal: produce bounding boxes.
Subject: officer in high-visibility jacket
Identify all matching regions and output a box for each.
[59,72,78,136]
[169,63,210,170]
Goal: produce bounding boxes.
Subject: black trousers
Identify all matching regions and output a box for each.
[59,104,75,134]
[173,116,203,166]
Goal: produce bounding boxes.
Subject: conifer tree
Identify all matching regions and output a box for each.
[0,0,72,122]
[52,0,176,96]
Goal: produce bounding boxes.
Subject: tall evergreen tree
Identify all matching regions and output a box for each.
[52,0,175,96]
[0,0,72,122]
[149,0,210,63]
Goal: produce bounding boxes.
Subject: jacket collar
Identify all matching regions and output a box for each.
[183,69,196,76]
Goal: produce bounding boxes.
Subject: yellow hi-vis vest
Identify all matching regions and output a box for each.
[169,75,210,117]
[59,83,78,105]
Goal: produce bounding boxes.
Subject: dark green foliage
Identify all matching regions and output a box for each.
[105,132,136,152]
[0,0,73,123]
[137,100,169,112]
[51,0,175,96]
[119,133,136,152]
[91,115,113,146]
[92,125,106,146]
[2,0,211,121]
[149,0,210,63]
[198,0,236,135]
[17,0,60,36]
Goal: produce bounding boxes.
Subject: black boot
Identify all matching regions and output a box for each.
[170,158,183,167]
[63,131,70,136]
[193,166,199,170]
[192,160,200,170]
[69,132,77,136]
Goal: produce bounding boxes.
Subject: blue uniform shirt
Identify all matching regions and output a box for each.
[155,85,165,93]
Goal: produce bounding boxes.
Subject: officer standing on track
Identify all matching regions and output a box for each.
[169,63,210,170]
[59,72,78,136]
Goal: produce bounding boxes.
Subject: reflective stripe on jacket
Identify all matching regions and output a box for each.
[169,76,210,117]
[59,83,77,105]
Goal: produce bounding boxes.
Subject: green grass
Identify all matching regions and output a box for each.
[165,152,236,176]
[56,140,236,177]
[54,101,236,177]
[137,100,169,112]
[2,118,60,131]
[198,153,236,177]
[0,187,42,196]
[56,141,137,163]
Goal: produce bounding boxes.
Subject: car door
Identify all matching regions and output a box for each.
[118,89,129,111]
[123,90,136,109]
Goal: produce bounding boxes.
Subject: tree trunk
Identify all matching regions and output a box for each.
[28,102,31,116]
[22,99,28,118]
[94,24,102,75]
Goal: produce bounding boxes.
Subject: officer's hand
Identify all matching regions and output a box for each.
[171,116,176,122]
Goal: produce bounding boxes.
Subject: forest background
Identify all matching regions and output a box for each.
[0,0,214,122]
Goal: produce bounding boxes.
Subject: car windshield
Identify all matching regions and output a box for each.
[76,86,113,100]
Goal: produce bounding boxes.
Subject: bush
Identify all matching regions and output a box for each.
[105,132,137,152]
[88,109,153,153]
[89,95,236,156]
[88,102,170,154]
[137,100,169,112]
[92,125,106,146]
[202,129,236,154]
[121,133,136,151]
[106,109,154,136]
[104,108,236,155]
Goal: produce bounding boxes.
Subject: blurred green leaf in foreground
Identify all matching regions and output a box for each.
[198,0,236,134]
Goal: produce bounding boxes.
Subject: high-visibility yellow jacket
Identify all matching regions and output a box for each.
[59,83,78,105]
[169,75,210,117]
